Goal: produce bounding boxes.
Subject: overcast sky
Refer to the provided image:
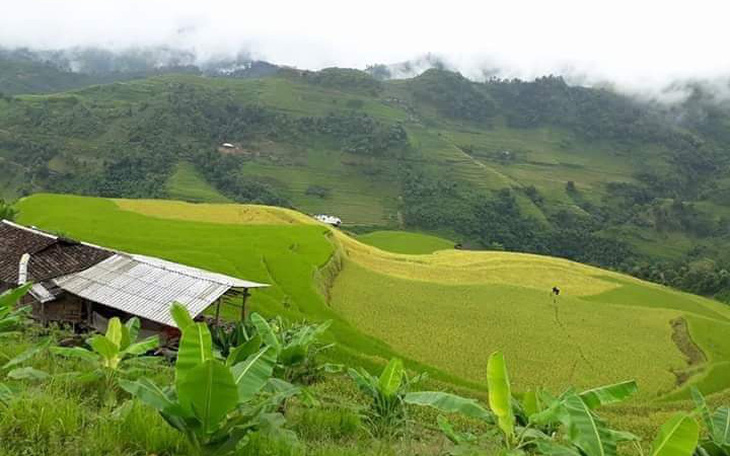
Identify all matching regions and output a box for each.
[2,0,729,94]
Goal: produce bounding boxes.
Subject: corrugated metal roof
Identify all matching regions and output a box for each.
[30,283,55,304]
[54,254,268,327]
[130,254,266,289]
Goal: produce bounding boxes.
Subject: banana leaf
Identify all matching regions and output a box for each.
[226,334,262,366]
[0,382,12,403]
[176,322,213,385]
[7,367,49,380]
[170,302,195,330]
[231,346,275,401]
[120,317,140,351]
[123,336,159,356]
[404,391,493,422]
[279,344,307,366]
[3,338,50,369]
[522,389,541,418]
[651,413,699,456]
[0,283,31,309]
[379,358,404,398]
[487,351,515,441]
[177,359,239,434]
[562,391,616,456]
[105,318,123,348]
[579,380,638,410]
[711,407,730,446]
[89,335,119,361]
[348,367,377,397]
[120,377,182,414]
[250,313,281,353]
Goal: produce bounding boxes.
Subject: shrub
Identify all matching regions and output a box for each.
[348,358,426,439]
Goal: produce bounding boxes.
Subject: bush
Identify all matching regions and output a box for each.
[305,185,331,199]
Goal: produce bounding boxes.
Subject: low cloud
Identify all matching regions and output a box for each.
[2,0,730,101]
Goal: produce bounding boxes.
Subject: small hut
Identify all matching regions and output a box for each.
[0,221,268,339]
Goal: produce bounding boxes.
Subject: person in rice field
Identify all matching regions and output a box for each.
[552,286,560,296]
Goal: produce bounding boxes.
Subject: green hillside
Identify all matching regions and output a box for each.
[16,194,730,402]
[165,161,231,203]
[3,67,730,302]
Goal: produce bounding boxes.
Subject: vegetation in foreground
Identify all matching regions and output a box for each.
[2,284,730,455]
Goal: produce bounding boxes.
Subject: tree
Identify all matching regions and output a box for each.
[0,199,17,221]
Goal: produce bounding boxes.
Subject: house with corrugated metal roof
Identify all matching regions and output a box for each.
[0,220,268,338]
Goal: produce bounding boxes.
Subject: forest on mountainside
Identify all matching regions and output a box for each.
[3,52,730,300]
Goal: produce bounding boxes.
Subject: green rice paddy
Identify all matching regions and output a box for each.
[357,231,454,254]
[15,193,730,401]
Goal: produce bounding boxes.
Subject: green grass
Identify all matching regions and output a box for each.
[165,161,230,203]
[357,231,454,254]
[16,193,730,402]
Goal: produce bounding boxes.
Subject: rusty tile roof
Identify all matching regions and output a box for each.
[0,221,113,285]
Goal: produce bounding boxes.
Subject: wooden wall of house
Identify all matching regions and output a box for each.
[31,295,83,323]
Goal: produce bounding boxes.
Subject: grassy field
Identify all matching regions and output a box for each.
[357,231,454,254]
[15,193,730,406]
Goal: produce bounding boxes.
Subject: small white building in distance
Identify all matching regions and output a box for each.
[314,214,342,227]
[222,143,235,149]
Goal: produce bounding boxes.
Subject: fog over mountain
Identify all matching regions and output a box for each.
[2,0,730,101]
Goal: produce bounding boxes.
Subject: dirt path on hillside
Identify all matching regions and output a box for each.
[669,317,707,385]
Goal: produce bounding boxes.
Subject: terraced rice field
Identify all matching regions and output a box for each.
[357,231,454,254]
[15,193,730,400]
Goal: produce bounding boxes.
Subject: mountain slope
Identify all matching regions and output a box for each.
[15,193,730,399]
[4,69,730,299]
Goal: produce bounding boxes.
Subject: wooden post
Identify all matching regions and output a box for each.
[240,288,251,322]
[86,301,93,326]
[214,298,221,326]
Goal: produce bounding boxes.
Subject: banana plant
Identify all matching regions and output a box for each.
[246,313,340,384]
[121,303,296,455]
[405,350,640,456]
[0,283,31,336]
[348,357,427,439]
[50,316,159,400]
[211,320,252,358]
[0,284,32,400]
[691,387,729,456]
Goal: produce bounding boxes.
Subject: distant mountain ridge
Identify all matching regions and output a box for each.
[0,47,283,95]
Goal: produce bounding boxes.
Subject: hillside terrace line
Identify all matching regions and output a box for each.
[0,220,268,340]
